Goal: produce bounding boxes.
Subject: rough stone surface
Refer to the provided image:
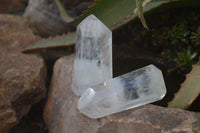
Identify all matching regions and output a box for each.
[0,15,46,132]
[0,0,28,13]
[24,0,93,36]
[44,54,200,133]
[24,0,68,37]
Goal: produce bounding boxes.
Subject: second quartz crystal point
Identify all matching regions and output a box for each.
[78,65,167,119]
[72,14,112,96]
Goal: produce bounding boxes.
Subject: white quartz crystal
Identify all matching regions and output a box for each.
[78,65,167,119]
[72,14,112,96]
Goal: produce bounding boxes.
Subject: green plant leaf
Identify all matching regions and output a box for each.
[22,33,75,52]
[70,0,173,30]
[54,0,74,22]
[168,59,200,109]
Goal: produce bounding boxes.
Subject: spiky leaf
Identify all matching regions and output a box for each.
[22,33,75,52]
[54,0,74,22]
[168,59,200,109]
[70,0,173,30]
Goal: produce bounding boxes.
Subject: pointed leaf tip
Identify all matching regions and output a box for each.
[23,33,76,53]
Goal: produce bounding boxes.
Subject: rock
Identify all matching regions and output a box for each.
[0,94,17,133]
[44,55,99,133]
[44,54,200,133]
[23,0,94,37]
[24,0,68,37]
[0,15,46,132]
[0,0,28,13]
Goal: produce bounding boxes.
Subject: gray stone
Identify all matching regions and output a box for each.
[24,0,68,36]
[23,0,94,36]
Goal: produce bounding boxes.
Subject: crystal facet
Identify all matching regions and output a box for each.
[72,14,112,96]
[78,65,167,119]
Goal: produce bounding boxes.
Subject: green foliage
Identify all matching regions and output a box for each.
[157,24,197,71]
[161,24,199,72]
[135,10,200,72]
[170,24,189,45]
[191,26,200,46]
[175,48,197,71]
[23,33,76,52]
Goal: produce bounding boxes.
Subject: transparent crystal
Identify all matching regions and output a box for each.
[72,14,112,96]
[78,65,167,119]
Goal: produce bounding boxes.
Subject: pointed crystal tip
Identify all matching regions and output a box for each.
[81,14,98,22]
[72,14,112,96]
[78,88,95,110]
[85,14,97,19]
[77,14,111,36]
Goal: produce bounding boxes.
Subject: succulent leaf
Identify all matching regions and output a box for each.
[22,33,75,52]
[168,59,200,109]
[70,0,172,30]
[54,0,74,22]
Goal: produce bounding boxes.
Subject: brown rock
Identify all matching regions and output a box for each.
[44,55,99,133]
[0,93,17,133]
[0,0,28,13]
[44,54,200,133]
[0,15,46,132]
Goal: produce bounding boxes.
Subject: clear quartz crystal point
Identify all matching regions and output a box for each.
[78,65,167,119]
[72,14,112,96]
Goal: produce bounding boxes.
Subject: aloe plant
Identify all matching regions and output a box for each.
[22,33,75,52]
